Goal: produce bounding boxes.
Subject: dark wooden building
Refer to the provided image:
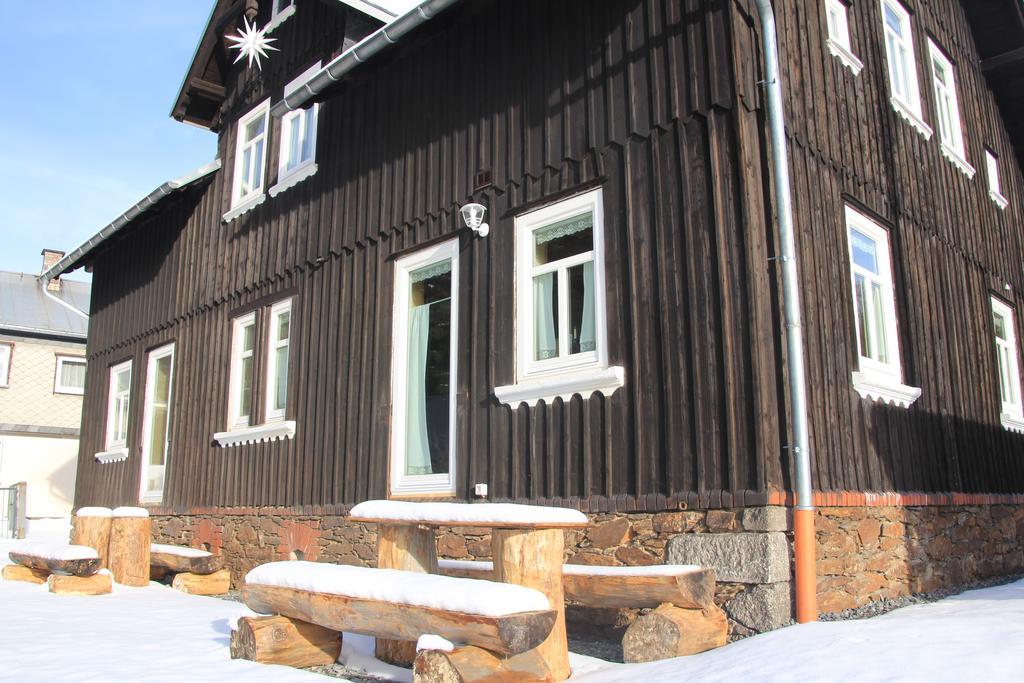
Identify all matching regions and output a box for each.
[48,0,1024,619]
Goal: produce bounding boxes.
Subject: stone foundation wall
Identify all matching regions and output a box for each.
[142,502,1024,636]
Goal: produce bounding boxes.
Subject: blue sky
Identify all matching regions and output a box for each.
[0,1,217,279]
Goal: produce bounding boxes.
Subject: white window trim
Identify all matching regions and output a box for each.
[845,206,921,408]
[226,312,257,431]
[102,359,133,454]
[140,343,174,503]
[226,99,271,221]
[0,343,12,387]
[266,0,296,32]
[264,298,292,422]
[390,239,459,496]
[881,0,931,139]
[926,39,974,178]
[991,297,1024,432]
[214,420,296,448]
[54,355,86,395]
[825,0,863,75]
[270,63,321,198]
[495,188,624,406]
[986,150,1009,210]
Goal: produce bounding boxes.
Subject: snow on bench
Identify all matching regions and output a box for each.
[243,561,557,655]
[438,559,716,609]
[150,544,224,575]
[349,500,588,528]
[9,542,101,577]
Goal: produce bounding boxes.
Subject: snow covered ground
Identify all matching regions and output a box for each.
[2,533,1023,682]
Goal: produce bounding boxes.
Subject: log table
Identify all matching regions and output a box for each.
[349,500,588,681]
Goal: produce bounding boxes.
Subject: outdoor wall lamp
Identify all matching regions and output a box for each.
[460,203,490,237]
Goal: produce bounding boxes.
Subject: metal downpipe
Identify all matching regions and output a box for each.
[752,0,817,622]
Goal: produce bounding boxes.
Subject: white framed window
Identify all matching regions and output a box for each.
[227,312,257,429]
[140,343,174,503]
[991,297,1024,432]
[267,0,296,32]
[880,0,931,138]
[227,99,270,220]
[0,343,11,387]
[265,299,292,422]
[985,149,1009,210]
[495,188,624,407]
[105,360,133,451]
[825,0,863,74]
[927,40,973,177]
[390,239,459,496]
[270,62,321,197]
[845,206,921,407]
[54,355,87,395]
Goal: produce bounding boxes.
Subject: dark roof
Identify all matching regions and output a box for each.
[0,271,90,340]
[961,0,1024,171]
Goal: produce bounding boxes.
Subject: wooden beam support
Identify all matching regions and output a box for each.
[47,572,113,596]
[2,564,49,584]
[413,645,554,683]
[172,569,232,595]
[230,615,341,667]
[621,603,728,662]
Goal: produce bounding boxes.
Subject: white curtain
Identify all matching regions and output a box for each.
[405,303,432,475]
[580,261,595,352]
[534,273,557,360]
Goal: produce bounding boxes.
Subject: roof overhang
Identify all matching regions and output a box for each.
[42,160,222,282]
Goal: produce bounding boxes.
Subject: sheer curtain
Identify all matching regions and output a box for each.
[405,304,433,475]
[580,261,595,352]
[534,273,557,360]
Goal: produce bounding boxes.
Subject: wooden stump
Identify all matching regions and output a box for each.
[230,615,341,667]
[375,523,438,667]
[172,569,231,595]
[621,603,728,662]
[109,512,151,587]
[413,645,554,683]
[72,510,112,569]
[2,564,49,584]
[492,528,569,681]
[47,572,113,596]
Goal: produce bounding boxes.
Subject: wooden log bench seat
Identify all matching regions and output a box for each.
[439,559,727,662]
[237,560,558,677]
[150,544,229,595]
[4,542,112,595]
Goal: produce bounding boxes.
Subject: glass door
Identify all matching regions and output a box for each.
[140,343,174,503]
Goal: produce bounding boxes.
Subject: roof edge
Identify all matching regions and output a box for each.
[42,159,222,282]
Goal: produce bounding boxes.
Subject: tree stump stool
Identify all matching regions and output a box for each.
[109,506,151,587]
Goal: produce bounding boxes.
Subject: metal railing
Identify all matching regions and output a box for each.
[0,482,26,539]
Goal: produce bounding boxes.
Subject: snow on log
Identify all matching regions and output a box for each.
[349,500,587,528]
[9,543,100,577]
[172,569,231,595]
[2,564,50,584]
[230,615,341,668]
[150,544,224,575]
[437,560,715,609]
[621,603,728,662]
[73,509,113,569]
[243,562,555,656]
[109,514,151,587]
[413,645,554,683]
[47,571,113,596]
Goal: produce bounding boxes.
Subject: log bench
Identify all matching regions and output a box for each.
[239,561,558,677]
[150,544,229,595]
[439,559,727,662]
[5,542,112,595]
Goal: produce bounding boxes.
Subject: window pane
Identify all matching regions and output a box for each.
[871,282,889,364]
[994,312,1008,340]
[884,6,902,36]
[568,262,596,354]
[61,361,86,389]
[116,368,130,393]
[243,323,256,352]
[533,271,558,360]
[300,108,316,162]
[287,115,302,170]
[246,115,265,141]
[850,229,879,273]
[252,140,264,189]
[274,345,289,412]
[534,214,593,265]
[855,274,871,357]
[240,356,253,418]
[277,311,290,343]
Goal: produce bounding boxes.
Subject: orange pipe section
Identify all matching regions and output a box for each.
[793,508,818,623]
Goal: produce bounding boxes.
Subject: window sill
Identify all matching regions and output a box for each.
[1000,413,1024,434]
[827,39,863,75]
[890,97,932,140]
[223,193,266,223]
[213,420,296,447]
[54,387,85,396]
[940,144,975,179]
[265,4,296,33]
[990,190,1009,211]
[269,163,318,198]
[495,366,625,407]
[851,371,922,408]
[95,448,129,464]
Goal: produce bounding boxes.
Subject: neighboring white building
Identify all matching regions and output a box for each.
[0,250,90,533]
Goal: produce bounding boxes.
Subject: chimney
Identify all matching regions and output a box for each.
[41,249,65,292]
